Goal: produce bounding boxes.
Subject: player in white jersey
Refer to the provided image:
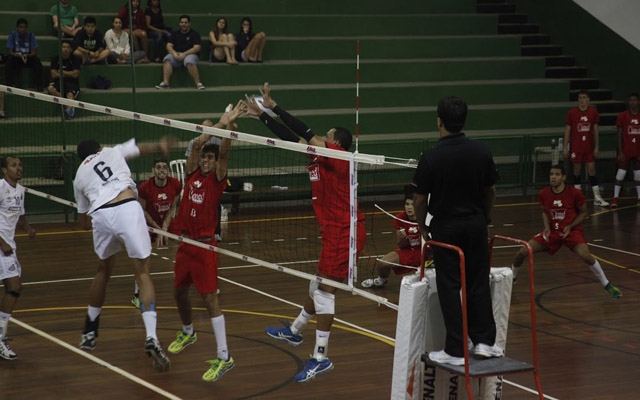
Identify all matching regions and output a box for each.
[0,156,35,360]
[73,137,174,371]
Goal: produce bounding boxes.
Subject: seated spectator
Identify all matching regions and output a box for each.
[51,0,81,37]
[0,92,5,119]
[235,17,266,63]
[72,16,110,65]
[105,16,149,64]
[47,40,81,119]
[155,15,205,91]
[5,18,44,91]
[145,0,171,63]
[117,0,149,58]
[208,17,238,65]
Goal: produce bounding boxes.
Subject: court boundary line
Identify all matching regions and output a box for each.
[9,317,183,400]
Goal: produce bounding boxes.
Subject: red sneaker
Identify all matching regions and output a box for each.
[610,198,619,207]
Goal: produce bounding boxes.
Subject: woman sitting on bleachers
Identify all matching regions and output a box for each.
[144,0,171,63]
[208,17,238,65]
[235,17,266,63]
[105,16,149,64]
[117,0,149,58]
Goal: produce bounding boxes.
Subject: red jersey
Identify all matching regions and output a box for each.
[308,141,364,226]
[565,107,599,153]
[538,185,585,233]
[616,110,640,157]
[138,176,182,227]
[394,211,421,250]
[175,169,227,238]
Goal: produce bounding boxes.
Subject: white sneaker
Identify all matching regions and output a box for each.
[361,277,387,288]
[0,337,17,360]
[155,82,170,89]
[196,83,205,90]
[474,343,504,359]
[428,349,464,365]
[594,197,609,207]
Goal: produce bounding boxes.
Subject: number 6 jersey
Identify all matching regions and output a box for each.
[74,139,140,214]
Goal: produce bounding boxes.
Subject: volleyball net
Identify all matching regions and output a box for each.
[1,84,420,306]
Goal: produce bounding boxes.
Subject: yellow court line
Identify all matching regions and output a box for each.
[14,306,396,347]
[592,254,640,275]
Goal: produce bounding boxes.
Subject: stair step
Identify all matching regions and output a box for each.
[522,45,563,57]
[477,3,517,13]
[545,55,575,67]
[598,113,618,126]
[477,0,510,4]
[546,66,587,79]
[499,23,540,34]
[499,13,528,24]
[568,78,601,90]
[521,34,551,45]
[569,89,612,102]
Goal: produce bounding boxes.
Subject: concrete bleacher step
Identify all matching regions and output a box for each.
[521,34,551,45]
[545,66,588,79]
[568,78,600,90]
[4,0,476,14]
[476,3,517,13]
[6,34,524,63]
[0,13,500,39]
[498,23,539,34]
[569,89,612,101]
[498,13,528,24]
[29,78,567,116]
[51,56,547,90]
[545,55,575,67]
[521,44,563,57]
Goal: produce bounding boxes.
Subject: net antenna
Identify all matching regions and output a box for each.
[347,40,364,290]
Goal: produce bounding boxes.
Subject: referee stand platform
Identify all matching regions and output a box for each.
[420,236,544,400]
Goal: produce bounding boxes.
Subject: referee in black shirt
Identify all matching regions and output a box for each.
[413,96,503,365]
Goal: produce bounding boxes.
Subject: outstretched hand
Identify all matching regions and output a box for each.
[244,94,263,117]
[220,99,247,127]
[259,82,277,109]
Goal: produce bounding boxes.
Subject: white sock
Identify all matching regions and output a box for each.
[613,185,621,198]
[134,281,140,296]
[87,306,101,321]
[588,260,609,287]
[314,330,330,360]
[0,312,10,339]
[142,311,158,339]
[291,309,312,334]
[212,315,229,360]
[182,324,195,335]
[636,185,640,198]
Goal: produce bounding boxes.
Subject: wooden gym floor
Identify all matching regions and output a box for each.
[0,194,638,400]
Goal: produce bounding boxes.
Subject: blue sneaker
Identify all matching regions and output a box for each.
[295,357,334,383]
[265,320,303,346]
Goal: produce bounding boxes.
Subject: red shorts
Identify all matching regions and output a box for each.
[174,240,218,294]
[531,229,586,255]
[617,154,640,169]
[392,248,422,275]
[318,221,366,279]
[570,151,595,163]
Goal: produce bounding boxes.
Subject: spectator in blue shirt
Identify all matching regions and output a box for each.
[155,15,205,91]
[5,18,44,91]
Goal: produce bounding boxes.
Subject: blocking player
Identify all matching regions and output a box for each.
[166,101,245,383]
[73,136,175,371]
[131,158,182,308]
[611,92,640,207]
[246,83,366,383]
[361,186,433,288]
[0,156,36,360]
[510,164,622,298]
[563,90,609,206]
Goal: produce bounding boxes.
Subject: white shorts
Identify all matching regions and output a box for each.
[0,252,21,280]
[91,199,151,260]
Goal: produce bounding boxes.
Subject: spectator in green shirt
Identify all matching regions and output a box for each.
[51,0,81,37]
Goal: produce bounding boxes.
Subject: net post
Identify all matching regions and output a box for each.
[348,151,357,290]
